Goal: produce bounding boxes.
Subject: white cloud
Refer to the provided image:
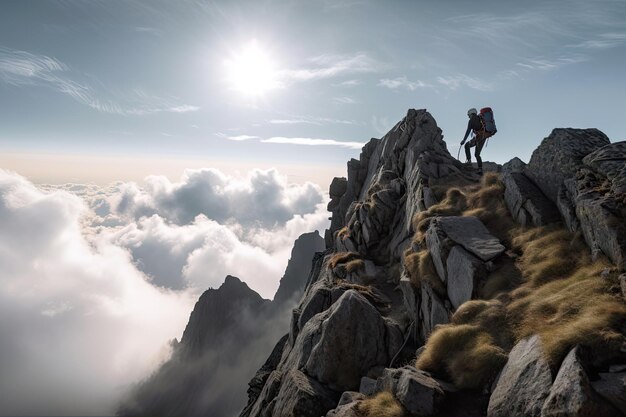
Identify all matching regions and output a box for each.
[109,168,324,227]
[333,96,357,104]
[1,166,330,415]
[269,115,356,125]
[515,55,587,71]
[262,136,366,149]
[334,79,362,87]
[280,53,384,82]
[378,76,431,91]
[216,132,259,141]
[436,74,492,91]
[569,32,626,49]
[0,47,198,115]
[0,170,194,416]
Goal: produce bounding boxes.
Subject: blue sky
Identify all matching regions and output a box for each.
[1,0,625,187]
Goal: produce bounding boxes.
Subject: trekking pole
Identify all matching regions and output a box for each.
[457,145,461,161]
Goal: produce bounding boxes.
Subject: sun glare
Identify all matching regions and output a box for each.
[224,40,280,97]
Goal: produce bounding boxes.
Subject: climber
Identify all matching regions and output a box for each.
[460,107,488,175]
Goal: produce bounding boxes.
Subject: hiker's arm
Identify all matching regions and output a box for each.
[461,122,472,144]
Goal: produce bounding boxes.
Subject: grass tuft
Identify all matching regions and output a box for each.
[356,391,405,417]
[404,250,445,296]
[329,252,361,269]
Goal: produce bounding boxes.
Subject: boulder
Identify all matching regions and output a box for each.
[330,177,348,200]
[430,216,505,263]
[283,290,403,392]
[359,377,377,396]
[591,372,626,415]
[582,141,626,195]
[326,402,360,417]
[502,157,526,174]
[526,128,610,203]
[270,369,339,417]
[446,245,486,310]
[502,172,561,227]
[541,346,621,417]
[374,366,444,416]
[488,335,552,417]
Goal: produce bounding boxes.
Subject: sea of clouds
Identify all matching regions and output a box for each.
[0,167,329,416]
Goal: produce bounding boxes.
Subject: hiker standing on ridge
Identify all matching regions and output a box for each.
[461,108,486,174]
[460,107,497,175]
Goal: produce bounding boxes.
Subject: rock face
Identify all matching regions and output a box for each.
[526,128,610,203]
[503,171,561,227]
[488,335,553,417]
[541,346,621,417]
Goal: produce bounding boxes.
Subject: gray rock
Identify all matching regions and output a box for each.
[502,172,561,227]
[591,372,626,415]
[541,346,620,417]
[556,181,580,233]
[396,367,445,416]
[576,197,626,270]
[526,128,610,203]
[620,274,626,299]
[425,219,451,282]
[337,391,365,406]
[488,335,552,417]
[435,216,505,262]
[373,366,444,416]
[446,245,486,310]
[502,157,526,174]
[270,369,339,417]
[583,141,626,189]
[359,377,377,396]
[330,177,348,200]
[419,281,450,341]
[326,402,360,417]
[284,290,403,392]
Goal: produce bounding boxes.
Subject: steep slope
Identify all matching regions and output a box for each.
[240,109,626,417]
[118,231,324,417]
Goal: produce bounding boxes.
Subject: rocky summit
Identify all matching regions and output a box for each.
[122,109,626,417]
[238,109,626,417]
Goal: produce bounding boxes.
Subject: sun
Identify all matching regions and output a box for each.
[224,40,280,97]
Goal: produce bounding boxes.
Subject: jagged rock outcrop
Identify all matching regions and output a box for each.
[240,110,625,417]
[526,128,610,203]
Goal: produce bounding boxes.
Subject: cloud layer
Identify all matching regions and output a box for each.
[0,167,329,415]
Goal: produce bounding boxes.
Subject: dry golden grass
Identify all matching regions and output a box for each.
[508,259,626,365]
[337,226,350,240]
[356,391,405,417]
[329,252,361,269]
[404,250,445,296]
[346,259,366,273]
[416,300,510,389]
[479,256,523,299]
[336,281,390,310]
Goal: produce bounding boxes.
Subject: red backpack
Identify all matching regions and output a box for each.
[480,107,497,136]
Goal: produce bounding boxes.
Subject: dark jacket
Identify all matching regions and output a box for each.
[463,114,483,141]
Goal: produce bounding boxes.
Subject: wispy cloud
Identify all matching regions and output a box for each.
[333,79,362,87]
[333,96,357,104]
[569,33,626,49]
[515,55,587,71]
[437,74,492,91]
[280,53,385,82]
[216,133,259,141]
[378,76,431,91]
[269,116,357,125]
[0,46,198,116]
[261,137,365,149]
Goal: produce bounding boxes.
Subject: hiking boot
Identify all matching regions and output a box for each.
[464,160,472,165]
[477,168,483,175]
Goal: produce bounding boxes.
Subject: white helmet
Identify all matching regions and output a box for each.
[467,108,478,117]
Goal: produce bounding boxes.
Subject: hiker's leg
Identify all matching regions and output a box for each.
[474,134,486,170]
[464,139,474,162]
